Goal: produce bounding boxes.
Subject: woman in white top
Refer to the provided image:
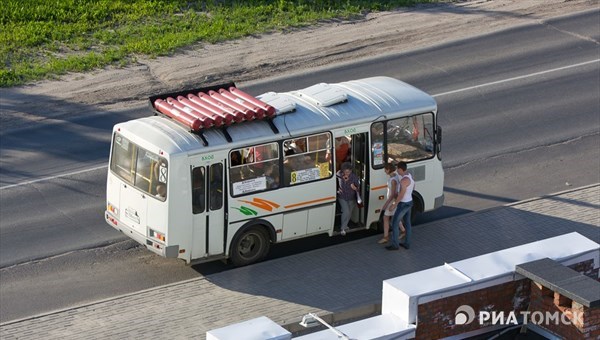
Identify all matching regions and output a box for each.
[378,163,406,244]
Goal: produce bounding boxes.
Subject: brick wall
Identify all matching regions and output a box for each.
[568,259,599,281]
[415,279,530,339]
[414,259,599,339]
[528,282,600,339]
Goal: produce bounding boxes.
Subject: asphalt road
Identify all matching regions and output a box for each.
[0,10,598,323]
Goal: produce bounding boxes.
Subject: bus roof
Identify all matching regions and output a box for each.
[114,76,437,155]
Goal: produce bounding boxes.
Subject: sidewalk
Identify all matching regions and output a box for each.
[1,185,598,339]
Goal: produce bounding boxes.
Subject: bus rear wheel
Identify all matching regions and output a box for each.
[411,199,422,225]
[230,226,270,267]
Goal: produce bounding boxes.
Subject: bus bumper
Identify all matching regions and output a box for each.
[434,194,445,210]
[105,211,179,258]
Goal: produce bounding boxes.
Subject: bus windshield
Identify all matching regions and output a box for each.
[110,133,168,200]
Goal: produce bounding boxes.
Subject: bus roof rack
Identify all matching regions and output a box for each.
[149,82,278,140]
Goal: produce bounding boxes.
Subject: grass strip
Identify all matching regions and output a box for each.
[1,0,435,87]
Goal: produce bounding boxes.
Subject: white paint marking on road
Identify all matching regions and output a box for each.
[0,165,107,190]
[432,59,599,97]
[2,59,599,190]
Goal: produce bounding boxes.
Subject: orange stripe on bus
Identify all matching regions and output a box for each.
[239,198,280,212]
[284,196,336,209]
[371,185,387,191]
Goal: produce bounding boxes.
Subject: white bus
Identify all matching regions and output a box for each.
[105,76,444,266]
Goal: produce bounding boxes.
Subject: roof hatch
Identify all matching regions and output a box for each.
[297,83,347,107]
[258,92,297,115]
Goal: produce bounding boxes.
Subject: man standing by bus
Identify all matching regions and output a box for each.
[386,161,414,250]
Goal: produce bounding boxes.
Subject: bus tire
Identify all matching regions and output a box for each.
[230,226,270,267]
[411,198,423,225]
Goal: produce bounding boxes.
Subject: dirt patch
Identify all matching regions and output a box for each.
[1,0,597,132]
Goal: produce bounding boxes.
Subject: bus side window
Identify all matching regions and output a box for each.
[229,142,279,196]
[192,167,205,214]
[283,132,332,186]
[209,163,223,211]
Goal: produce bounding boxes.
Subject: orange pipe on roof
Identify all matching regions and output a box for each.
[219,88,266,119]
[208,90,256,121]
[194,92,245,123]
[154,99,208,131]
[186,94,234,125]
[229,87,276,117]
[166,97,222,127]
[177,95,232,126]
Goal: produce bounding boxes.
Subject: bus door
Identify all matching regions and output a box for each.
[350,132,368,226]
[190,160,226,259]
[333,132,368,229]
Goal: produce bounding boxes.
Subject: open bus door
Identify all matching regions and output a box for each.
[334,132,368,232]
[190,160,226,260]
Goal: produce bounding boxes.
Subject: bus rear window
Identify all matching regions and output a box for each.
[110,133,168,200]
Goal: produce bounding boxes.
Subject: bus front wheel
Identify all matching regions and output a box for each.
[230,226,270,267]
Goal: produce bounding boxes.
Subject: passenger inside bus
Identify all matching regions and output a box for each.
[283,149,296,185]
[240,165,254,180]
[243,147,254,164]
[291,138,307,153]
[230,151,242,167]
[250,145,266,170]
[156,183,166,199]
[334,136,351,172]
[263,162,279,189]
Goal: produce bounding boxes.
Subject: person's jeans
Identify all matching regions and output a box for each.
[338,198,356,230]
[390,201,413,248]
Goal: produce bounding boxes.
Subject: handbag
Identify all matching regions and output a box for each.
[356,191,364,208]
